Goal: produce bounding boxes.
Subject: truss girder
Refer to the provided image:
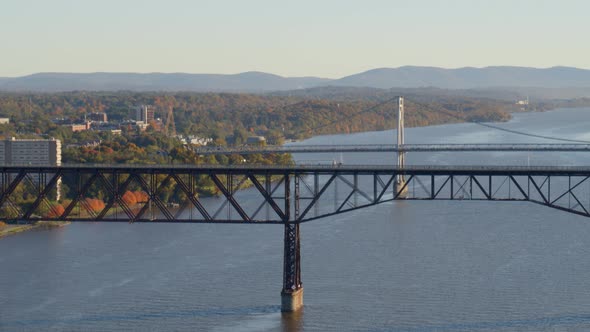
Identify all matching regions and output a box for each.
[170,173,212,221]
[22,170,63,219]
[1,166,590,223]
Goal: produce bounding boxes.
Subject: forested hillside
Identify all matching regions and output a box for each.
[0,91,516,142]
[0,91,546,212]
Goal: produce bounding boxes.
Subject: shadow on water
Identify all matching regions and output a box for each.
[281,309,304,332]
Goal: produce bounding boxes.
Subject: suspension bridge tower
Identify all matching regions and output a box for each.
[395,96,408,197]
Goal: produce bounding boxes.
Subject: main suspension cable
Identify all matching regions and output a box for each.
[409,100,590,144]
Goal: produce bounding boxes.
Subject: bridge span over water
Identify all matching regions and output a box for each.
[2,163,590,311]
[193,143,590,155]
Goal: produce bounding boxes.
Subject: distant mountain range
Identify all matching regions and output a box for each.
[0,72,330,92]
[2,66,590,92]
[334,66,590,89]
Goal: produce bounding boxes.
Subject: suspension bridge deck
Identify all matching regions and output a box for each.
[192,144,590,155]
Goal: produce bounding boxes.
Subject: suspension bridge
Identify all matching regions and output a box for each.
[193,143,590,155]
[2,97,590,312]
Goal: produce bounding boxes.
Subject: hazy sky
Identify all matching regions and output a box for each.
[2,0,589,77]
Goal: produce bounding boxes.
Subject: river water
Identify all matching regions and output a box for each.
[3,108,590,331]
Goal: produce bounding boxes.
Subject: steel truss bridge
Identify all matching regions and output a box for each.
[193,144,590,155]
[3,164,590,311]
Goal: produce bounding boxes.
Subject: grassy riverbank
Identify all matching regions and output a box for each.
[0,221,70,239]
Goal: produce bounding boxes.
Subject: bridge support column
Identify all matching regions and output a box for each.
[281,223,303,312]
[281,174,303,312]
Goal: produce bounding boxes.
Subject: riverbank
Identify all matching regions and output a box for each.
[0,221,70,239]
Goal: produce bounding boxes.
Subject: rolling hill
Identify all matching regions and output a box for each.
[2,66,590,92]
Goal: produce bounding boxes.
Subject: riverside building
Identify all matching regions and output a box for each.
[0,137,62,199]
[0,137,62,166]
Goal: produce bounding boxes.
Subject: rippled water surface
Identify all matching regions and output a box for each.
[3,108,590,331]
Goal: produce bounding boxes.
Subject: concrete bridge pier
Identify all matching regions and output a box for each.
[281,287,304,312]
[395,179,408,198]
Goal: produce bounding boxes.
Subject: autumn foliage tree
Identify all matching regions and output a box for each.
[134,191,149,203]
[45,204,65,218]
[85,198,106,212]
[122,191,148,205]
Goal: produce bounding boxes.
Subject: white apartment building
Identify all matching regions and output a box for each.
[0,138,63,200]
[0,138,62,165]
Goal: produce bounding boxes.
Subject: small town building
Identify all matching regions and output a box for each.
[246,136,266,146]
[88,112,108,122]
[136,105,155,124]
[69,122,92,132]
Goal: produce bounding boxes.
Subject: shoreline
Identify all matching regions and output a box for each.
[286,105,587,142]
[0,221,70,239]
